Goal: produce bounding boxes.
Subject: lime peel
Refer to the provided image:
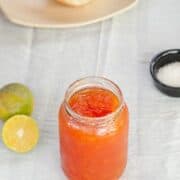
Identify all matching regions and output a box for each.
[0,83,34,121]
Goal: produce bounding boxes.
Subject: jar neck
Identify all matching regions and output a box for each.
[64,77,125,127]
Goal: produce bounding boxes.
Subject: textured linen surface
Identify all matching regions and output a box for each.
[0,0,180,179]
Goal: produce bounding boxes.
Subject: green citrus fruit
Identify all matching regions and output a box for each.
[0,83,34,121]
[2,115,39,153]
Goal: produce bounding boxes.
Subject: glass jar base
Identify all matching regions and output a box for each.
[61,161,127,180]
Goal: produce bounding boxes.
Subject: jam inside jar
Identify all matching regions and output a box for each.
[59,77,129,180]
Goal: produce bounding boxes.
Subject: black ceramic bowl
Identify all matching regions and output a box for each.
[150,49,180,97]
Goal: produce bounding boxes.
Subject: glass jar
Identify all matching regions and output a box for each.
[59,77,129,180]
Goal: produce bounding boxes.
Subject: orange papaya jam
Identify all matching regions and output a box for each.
[59,77,129,180]
[69,87,120,118]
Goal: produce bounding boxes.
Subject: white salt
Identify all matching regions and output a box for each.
[157,62,180,87]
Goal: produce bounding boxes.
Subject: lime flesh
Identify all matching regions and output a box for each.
[2,115,39,153]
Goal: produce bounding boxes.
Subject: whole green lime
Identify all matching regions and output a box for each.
[0,83,34,121]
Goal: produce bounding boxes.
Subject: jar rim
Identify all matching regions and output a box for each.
[64,76,125,125]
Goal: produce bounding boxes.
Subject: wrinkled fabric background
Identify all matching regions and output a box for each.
[0,0,180,179]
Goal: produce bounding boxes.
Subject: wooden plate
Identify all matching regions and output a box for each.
[0,0,137,28]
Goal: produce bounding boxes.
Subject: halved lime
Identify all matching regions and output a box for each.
[2,115,39,153]
[0,83,34,120]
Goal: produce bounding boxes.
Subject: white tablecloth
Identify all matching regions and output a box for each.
[0,0,180,179]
